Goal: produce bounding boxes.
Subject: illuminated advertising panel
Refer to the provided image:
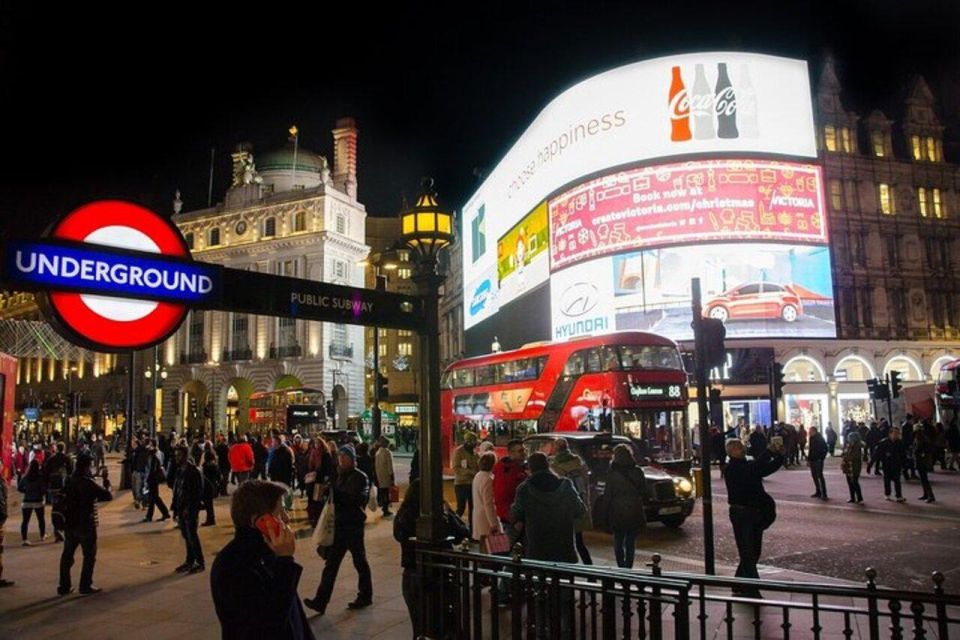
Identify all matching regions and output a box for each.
[462,51,828,353]
[549,159,826,271]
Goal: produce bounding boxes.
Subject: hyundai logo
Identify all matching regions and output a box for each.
[560,282,599,318]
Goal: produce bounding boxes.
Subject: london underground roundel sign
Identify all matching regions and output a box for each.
[5,200,219,352]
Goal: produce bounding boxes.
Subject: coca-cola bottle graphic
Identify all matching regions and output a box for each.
[737,64,759,138]
[715,62,739,139]
[669,65,692,142]
[691,63,715,140]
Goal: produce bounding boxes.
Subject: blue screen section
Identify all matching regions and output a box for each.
[5,240,219,303]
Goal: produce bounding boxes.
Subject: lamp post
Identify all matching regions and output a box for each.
[399,177,454,547]
[144,346,167,438]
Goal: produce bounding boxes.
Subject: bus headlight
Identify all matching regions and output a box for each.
[673,477,693,495]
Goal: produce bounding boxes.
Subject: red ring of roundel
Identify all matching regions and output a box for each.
[47,200,190,349]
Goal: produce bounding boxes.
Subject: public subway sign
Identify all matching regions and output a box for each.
[1,200,425,352]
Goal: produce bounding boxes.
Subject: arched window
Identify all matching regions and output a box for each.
[208,227,221,247]
[883,356,923,382]
[783,356,826,382]
[263,217,276,237]
[293,211,307,232]
[833,356,875,382]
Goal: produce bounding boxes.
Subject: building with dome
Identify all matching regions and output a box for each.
[158,118,368,434]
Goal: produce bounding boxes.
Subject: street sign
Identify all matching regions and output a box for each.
[5,201,215,351]
[1,200,427,352]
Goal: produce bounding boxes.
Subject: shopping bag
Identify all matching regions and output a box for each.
[389,485,400,503]
[481,532,511,555]
[367,484,379,511]
[311,496,335,548]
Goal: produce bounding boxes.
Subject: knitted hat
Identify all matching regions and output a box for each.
[338,444,357,461]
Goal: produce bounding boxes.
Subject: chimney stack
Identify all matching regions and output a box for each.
[332,117,358,199]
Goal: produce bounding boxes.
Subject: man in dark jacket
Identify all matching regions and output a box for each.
[724,438,783,597]
[215,435,230,496]
[747,426,767,459]
[511,452,585,563]
[172,446,205,573]
[252,436,268,480]
[268,436,295,488]
[210,480,314,640]
[58,453,112,595]
[807,427,829,500]
[875,427,907,502]
[304,445,372,615]
[143,442,170,522]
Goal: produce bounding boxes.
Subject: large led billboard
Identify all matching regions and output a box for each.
[462,52,830,354]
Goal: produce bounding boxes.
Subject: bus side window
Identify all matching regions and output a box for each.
[564,351,585,376]
[585,348,602,373]
[602,346,620,371]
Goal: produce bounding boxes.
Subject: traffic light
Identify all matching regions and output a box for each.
[866,377,889,401]
[889,370,903,399]
[325,400,335,418]
[699,318,727,370]
[376,373,389,399]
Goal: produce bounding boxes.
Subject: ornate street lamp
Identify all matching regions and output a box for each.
[399,178,453,546]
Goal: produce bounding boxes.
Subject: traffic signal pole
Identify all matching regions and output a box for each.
[691,278,716,575]
[886,374,895,427]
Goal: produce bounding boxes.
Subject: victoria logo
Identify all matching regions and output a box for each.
[559,282,599,318]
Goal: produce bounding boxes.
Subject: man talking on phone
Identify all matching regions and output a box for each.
[210,479,314,640]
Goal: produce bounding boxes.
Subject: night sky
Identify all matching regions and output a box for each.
[0,1,957,236]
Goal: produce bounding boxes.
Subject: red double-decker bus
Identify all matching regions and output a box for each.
[440,331,688,472]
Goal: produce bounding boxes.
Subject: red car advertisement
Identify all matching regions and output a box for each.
[549,159,827,272]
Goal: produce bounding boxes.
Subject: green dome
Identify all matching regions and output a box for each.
[257,143,326,174]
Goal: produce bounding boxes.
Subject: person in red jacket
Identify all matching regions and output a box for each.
[492,439,528,544]
[228,434,255,485]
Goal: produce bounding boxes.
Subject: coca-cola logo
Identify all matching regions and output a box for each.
[715,86,736,116]
[689,93,714,116]
[669,89,689,121]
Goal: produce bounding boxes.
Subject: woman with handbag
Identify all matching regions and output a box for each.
[604,444,646,569]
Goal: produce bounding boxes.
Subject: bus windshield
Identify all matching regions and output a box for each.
[617,345,683,371]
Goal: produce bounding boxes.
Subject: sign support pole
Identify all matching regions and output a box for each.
[692,278,716,575]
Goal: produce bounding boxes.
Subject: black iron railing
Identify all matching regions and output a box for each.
[416,545,960,640]
[269,344,301,359]
[222,348,253,361]
[328,343,353,359]
[180,351,207,364]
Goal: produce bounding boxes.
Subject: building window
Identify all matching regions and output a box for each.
[336,214,346,235]
[886,235,900,270]
[398,329,413,337]
[841,127,853,153]
[332,323,348,347]
[231,314,249,354]
[926,136,938,162]
[918,187,929,217]
[293,210,307,232]
[185,232,194,250]
[398,342,413,356]
[940,239,951,271]
[334,260,346,279]
[842,289,858,327]
[931,291,945,327]
[933,188,944,219]
[925,237,938,269]
[878,183,894,215]
[208,227,221,246]
[844,180,858,210]
[829,180,843,210]
[378,328,387,339]
[823,125,837,152]
[189,311,204,357]
[911,135,923,161]
[871,130,885,157]
[277,260,297,277]
[397,268,411,279]
[860,288,873,327]
[277,317,297,349]
[378,343,388,358]
[263,217,276,237]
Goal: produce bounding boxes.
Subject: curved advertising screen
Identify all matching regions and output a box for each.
[462,52,831,354]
